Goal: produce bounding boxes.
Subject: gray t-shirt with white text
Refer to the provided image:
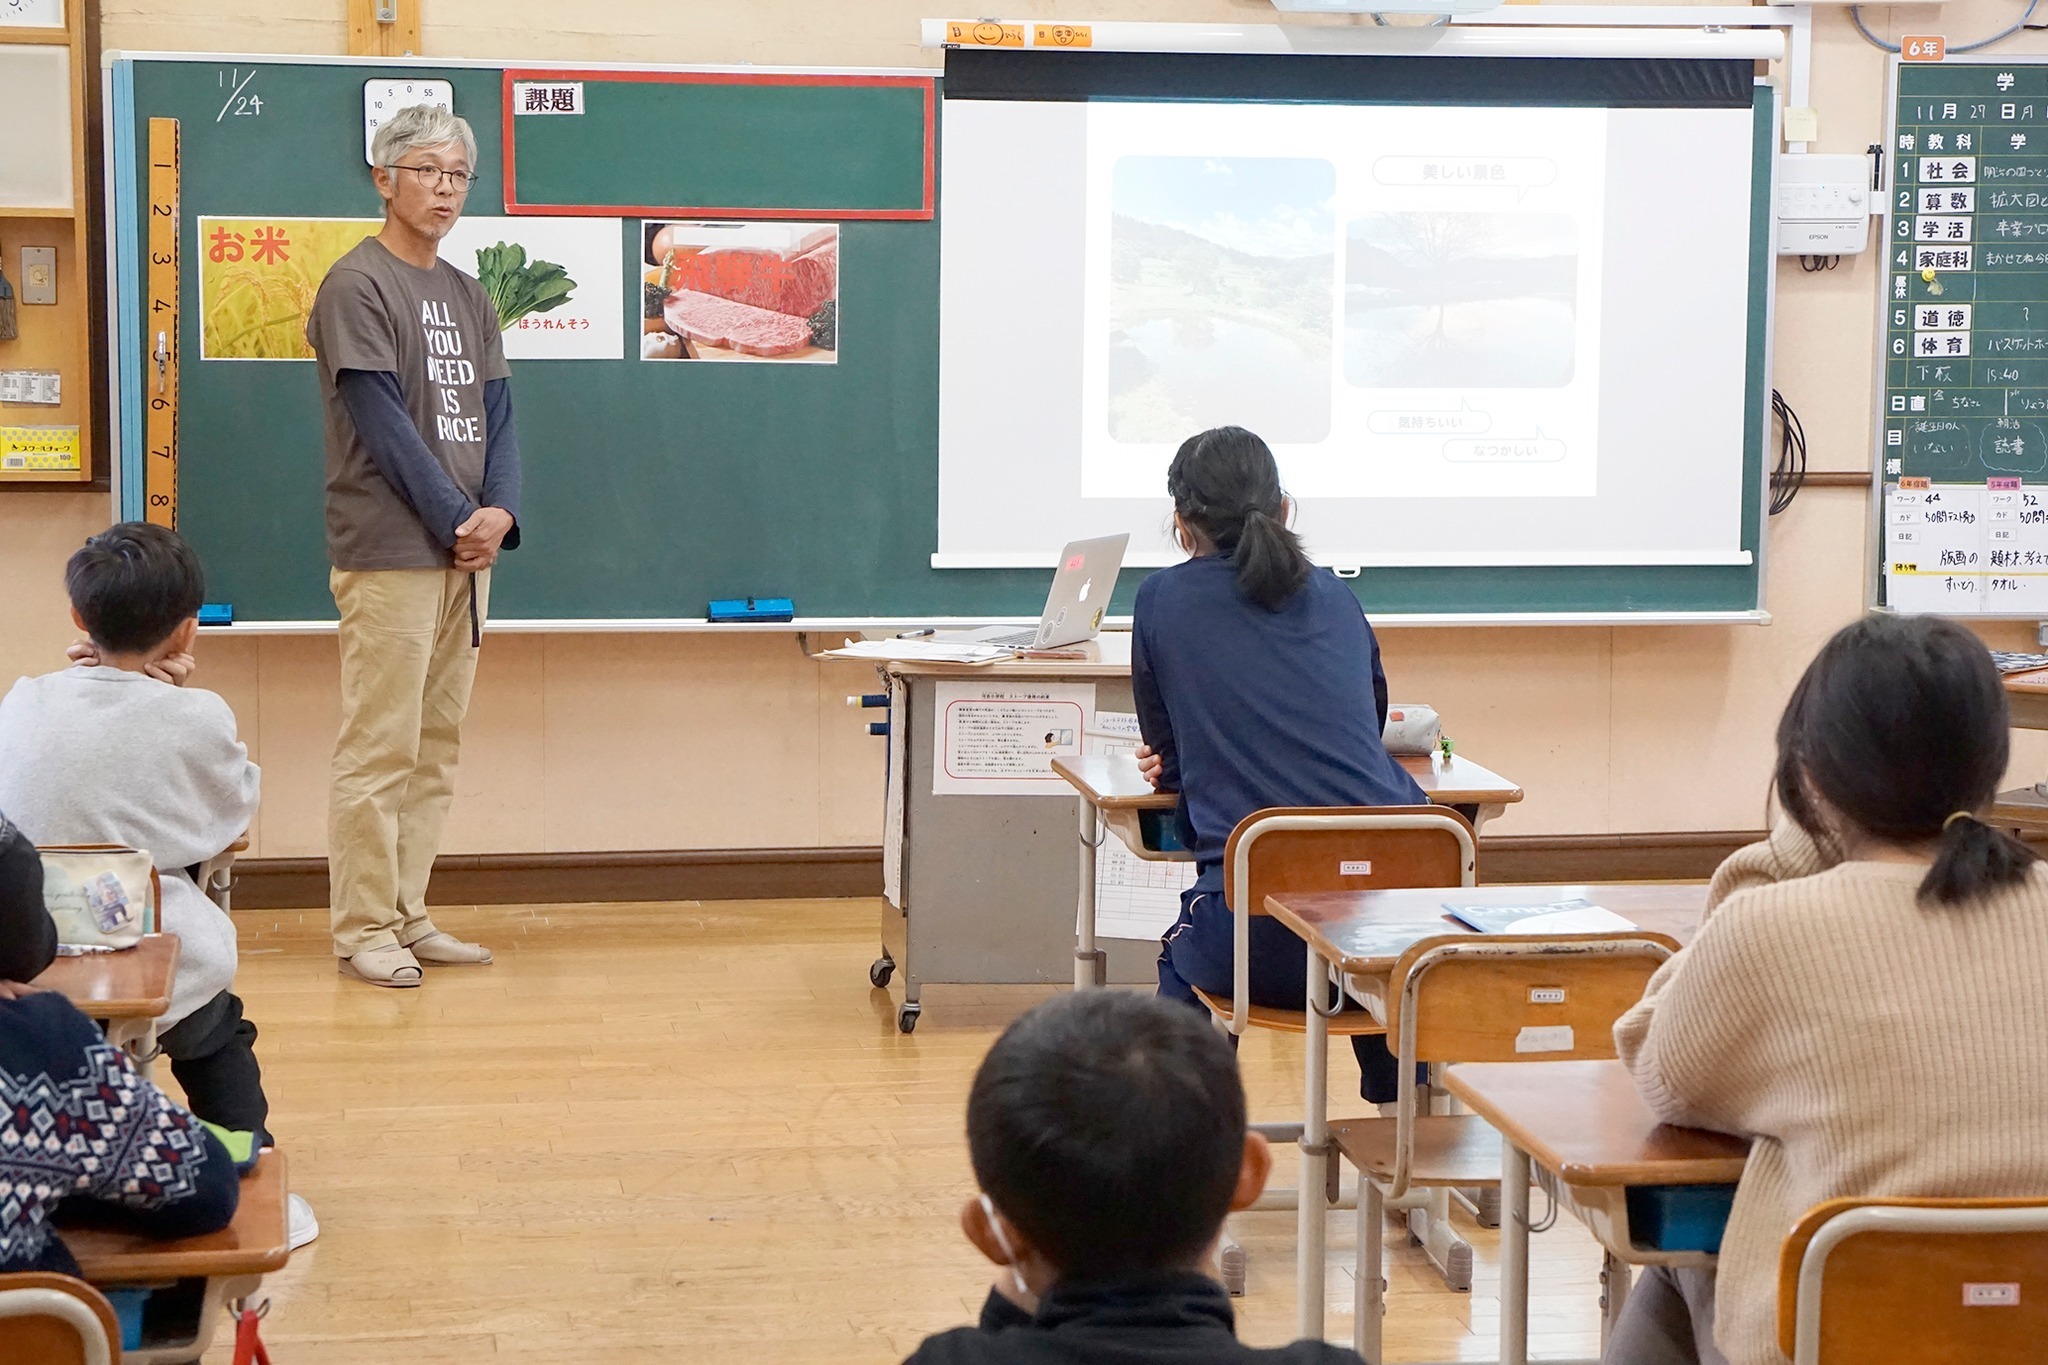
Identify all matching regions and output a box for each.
[306,237,509,570]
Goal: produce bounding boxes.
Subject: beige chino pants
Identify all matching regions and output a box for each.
[328,566,490,956]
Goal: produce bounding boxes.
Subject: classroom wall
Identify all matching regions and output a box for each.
[13,0,2043,860]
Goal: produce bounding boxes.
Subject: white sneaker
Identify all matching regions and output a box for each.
[287,1192,320,1251]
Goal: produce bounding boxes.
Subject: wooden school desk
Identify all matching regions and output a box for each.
[1993,672,2048,832]
[1049,752,1525,990]
[872,626,1526,1029]
[34,934,181,1057]
[1264,884,1707,1340]
[2003,668,2048,731]
[66,1151,292,1365]
[1446,1061,1748,1365]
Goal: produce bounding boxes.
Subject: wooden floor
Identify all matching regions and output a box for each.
[175,898,1611,1363]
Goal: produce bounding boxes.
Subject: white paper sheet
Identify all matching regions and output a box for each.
[1089,711,1196,941]
[826,639,1013,665]
[1089,709,1143,756]
[1095,837,1196,941]
[933,682,1096,795]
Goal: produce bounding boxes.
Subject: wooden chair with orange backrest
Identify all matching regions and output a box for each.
[1331,929,1676,1363]
[0,1272,121,1365]
[1779,1197,2048,1365]
[1186,805,1476,1295]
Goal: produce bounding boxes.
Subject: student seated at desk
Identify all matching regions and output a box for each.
[0,814,242,1275]
[905,990,1361,1365]
[1131,426,1426,1103]
[1608,614,2048,1365]
[0,524,316,1249]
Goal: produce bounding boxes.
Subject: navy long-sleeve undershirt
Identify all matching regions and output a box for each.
[335,369,521,552]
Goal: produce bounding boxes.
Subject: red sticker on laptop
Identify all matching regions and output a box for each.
[1065,554,1085,570]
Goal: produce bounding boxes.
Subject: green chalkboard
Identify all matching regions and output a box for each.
[116,56,1017,623]
[1880,57,2048,617]
[505,72,933,218]
[113,57,1772,624]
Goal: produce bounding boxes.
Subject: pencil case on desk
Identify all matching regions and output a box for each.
[1382,704,1442,756]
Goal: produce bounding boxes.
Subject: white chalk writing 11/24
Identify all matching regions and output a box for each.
[216,68,262,122]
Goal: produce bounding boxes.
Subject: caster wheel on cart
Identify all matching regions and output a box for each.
[897,1002,921,1034]
[869,956,895,989]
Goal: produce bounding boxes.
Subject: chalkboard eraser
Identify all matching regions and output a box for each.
[197,603,234,626]
[708,596,795,623]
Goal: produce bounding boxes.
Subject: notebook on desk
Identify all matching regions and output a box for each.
[1442,897,1638,935]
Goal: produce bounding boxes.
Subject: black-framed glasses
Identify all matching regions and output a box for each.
[387,163,477,192]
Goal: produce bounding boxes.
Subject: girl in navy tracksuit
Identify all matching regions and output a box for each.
[1133,426,1426,1102]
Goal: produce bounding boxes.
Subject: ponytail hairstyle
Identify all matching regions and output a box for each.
[1165,426,1314,611]
[1773,613,2037,907]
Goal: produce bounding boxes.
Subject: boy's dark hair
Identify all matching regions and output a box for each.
[967,991,1246,1281]
[1775,613,2037,906]
[1167,425,1314,611]
[66,522,206,655]
[0,815,56,984]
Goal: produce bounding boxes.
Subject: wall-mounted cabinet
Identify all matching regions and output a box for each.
[0,0,102,486]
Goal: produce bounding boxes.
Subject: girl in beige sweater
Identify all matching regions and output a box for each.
[1606,614,2048,1365]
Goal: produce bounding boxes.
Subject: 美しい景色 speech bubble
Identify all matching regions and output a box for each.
[1373,156,1558,200]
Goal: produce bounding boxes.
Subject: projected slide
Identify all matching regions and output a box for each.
[936,95,1756,568]
[1080,103,1605,502]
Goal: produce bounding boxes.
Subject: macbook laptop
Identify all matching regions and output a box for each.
[942,534,1129,651]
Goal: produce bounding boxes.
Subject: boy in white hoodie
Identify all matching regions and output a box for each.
[0,523,268,1142]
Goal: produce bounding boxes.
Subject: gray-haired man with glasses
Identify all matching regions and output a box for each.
[306,104,519,988]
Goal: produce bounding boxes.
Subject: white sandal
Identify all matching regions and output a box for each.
[337,944,423,987]
[408,931,492,965]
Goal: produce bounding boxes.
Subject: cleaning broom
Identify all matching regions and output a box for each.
[0,245,17,342]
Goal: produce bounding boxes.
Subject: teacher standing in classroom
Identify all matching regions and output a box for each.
[307,104,521,988]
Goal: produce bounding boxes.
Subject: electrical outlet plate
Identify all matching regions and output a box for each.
[19,247,55,304]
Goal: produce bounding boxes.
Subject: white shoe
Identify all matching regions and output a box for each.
[288,1192,320,1251]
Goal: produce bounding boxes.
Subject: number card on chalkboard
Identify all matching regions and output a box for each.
[1880,57,2048,615]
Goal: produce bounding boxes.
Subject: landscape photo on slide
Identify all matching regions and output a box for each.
[1107,156,1334,444]
[1344,211,1578,389]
